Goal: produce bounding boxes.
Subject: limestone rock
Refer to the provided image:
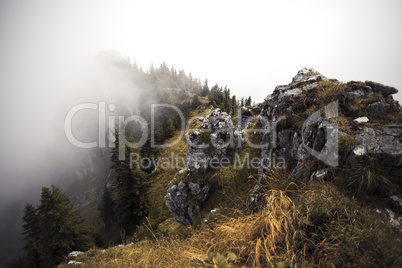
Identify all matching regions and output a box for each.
[67,260,83,266]
[252,68,401,206]
[186,108,243,173]
[366,100,390,118]
[347,127,402,167]
[365,81,398,97]
[344,89,365,101]
[353,116,369,124]
[165,182,209,226]
[68,251,84,258]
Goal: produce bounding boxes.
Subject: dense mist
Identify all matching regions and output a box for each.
[0,50,151,264]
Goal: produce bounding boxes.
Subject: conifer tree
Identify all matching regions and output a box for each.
[38,186,93,266]
[192,94,201,108]
[21,186,93,267]
[21,204,40,268]
[231,95,238,116]
[201,79,209,96]
[165,119,176,139]
[110,130,149,234]
[99,185,115,229]
[245,96,252,106]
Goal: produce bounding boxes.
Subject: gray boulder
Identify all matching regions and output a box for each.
[165,182,209,225]
[186,108,242,173]
[353,116,369,124]
[365,81,398,97]
[344,89,365,101]
[366,100,390,118]
[347,127,402,167]
[292,67,326,84]
[186,131,210,173]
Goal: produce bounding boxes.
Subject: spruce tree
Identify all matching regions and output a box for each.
[165,119,176,139]
[201,79,209,96]
[110,130,149,234]
[37,186,93,266]
[192,94,201,108]
[245,96,252,106]
[99,185,115,229]
[231,95,237,116]
[21,204,41,268]
[21,186,93,267]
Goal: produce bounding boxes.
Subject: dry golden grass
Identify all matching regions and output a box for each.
[63,188,302,267]
[64,172,398,267]
[60,173,402,267]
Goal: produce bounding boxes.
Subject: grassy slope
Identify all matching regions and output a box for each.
[137,98,258,238]
[60,83,402,267]
[61,171,402,267]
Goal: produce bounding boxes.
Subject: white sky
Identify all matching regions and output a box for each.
[1,0,401,103]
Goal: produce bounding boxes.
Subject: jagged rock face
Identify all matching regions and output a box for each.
[365,80,398,97]
[366,100,391,118]
[165,182,209,226]
[257,68,331,184]
[251,67,402,207]
[170,67,402,221]
[238,106,261,129]
[348,127,402,167]
[168,109,244,226]
[255,68,338,187]
[186,108,245,173]
[185,131,210,173]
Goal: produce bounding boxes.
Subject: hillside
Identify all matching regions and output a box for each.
[54,68,402,267]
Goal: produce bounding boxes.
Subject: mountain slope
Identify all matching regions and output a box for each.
[57,68,402,267]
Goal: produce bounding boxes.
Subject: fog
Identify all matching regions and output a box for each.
[1,0,402,264]
[0,49,148,263]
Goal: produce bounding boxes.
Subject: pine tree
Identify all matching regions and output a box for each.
[201,79,209,96]
[37,186,93,266]
[99,185,115,229]
[179,87,188,100]
[231,95,238,116]
[245,96,252,106]
[223,86,232,114]
[21,187,93,267]
[22,204,39,241]
[192,94,201,108]
[110,130,149,234]
[21,204,41,268]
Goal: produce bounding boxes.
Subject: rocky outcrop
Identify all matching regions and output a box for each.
[166,109,246,225]
[186,108,245,173]
[256,68,335,184]
[165,182,209,225]
[168,67,402,221]
[366,100,391,118]
[248,67,402,210]
[166,108,248,225]
[347,127,402,167]
[365,80,398,97]
[238,106,261,129]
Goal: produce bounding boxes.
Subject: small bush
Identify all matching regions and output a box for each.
[191,252,237,268]
[346,156,398,196]
[339,133,359,153]
[316,80,346,104]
